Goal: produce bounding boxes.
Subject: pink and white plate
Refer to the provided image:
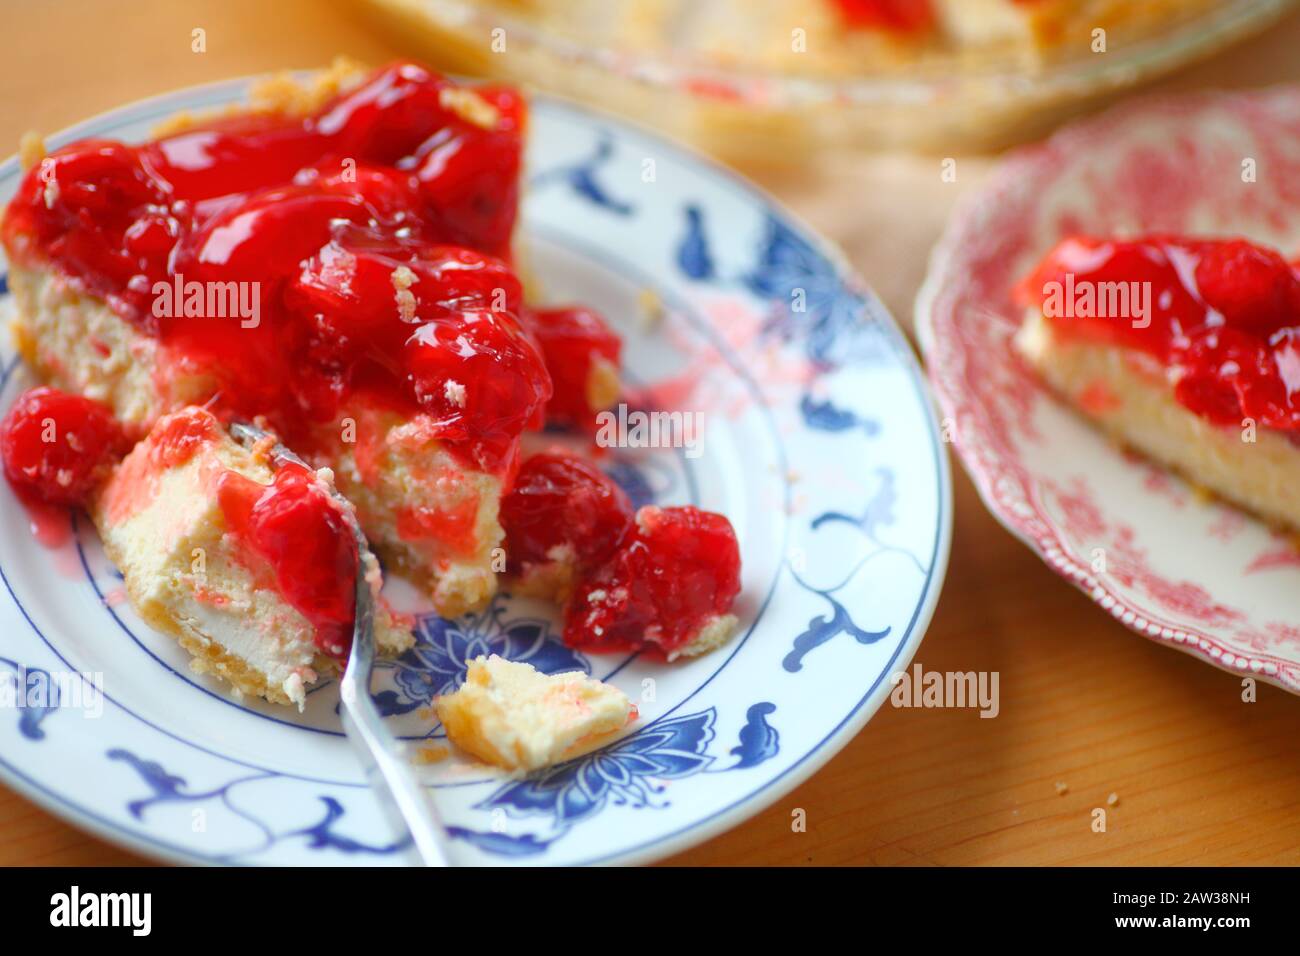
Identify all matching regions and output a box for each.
[916,86,1300,693]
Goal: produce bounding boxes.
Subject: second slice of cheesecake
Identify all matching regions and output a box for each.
[92,406,413,708]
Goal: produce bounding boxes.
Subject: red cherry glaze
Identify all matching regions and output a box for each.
[563,505,741,657]
[404,309,552,473]
[500,453,634,576]
[520,306,621,429]
[396,493,481,557]
[0,386,126,507]
[1,62,547,476]
[217,462,358,661]
[1020,235,1300,430]
[831,0,935,32]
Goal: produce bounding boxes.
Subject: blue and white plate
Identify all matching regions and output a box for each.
[0,77,950,865]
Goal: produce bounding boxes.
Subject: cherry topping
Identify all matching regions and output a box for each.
[500,453,634,577]
[563,505,741,657]
[520,306,622,429]
[0,387,126,507]
[2,62,541,476]
[1020,235,1300,430]
[217,462,358,660]
[1193,239,1300,336]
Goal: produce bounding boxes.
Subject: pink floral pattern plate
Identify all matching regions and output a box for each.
[916,86,1300,693]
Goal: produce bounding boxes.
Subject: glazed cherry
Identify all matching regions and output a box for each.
[520,306,621,429]
[1193,239,1300,336]
[563,505,741,657]
[217,462,358,660]
[287,242,523,366]
[0,387,126,507]
[404,308,552,472]
[317,62,525,257]
[500,453,634,577]
[1020,235,1300,430]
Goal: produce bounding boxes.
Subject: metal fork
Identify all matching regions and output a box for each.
[230,421,455,866]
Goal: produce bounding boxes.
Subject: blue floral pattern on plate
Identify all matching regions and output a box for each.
[373,601,592,719]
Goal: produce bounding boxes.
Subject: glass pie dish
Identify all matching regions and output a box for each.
[349,0,1297,162]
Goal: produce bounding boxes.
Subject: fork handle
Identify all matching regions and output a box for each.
[230,419,454,864]
[340,691,455,866]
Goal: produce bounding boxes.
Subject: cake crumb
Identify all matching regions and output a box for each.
[151,109,197,138]
[438,87,500,130]
[638,287,665,331]
[19,131,44,170]
[249,433,278,464]
[444,380,467,407]
[392,265,419,322]
[1107,792,1119,807]
[1054,781,1068,796]
[248,55,366,117]
[414,745,451,765]
[150,58,367,139]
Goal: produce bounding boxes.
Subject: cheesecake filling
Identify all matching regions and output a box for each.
[1,392,413,706]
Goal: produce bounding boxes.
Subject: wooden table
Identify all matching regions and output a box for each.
[1,0,1297,867]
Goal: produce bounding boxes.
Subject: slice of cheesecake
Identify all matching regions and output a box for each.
[1015,234,1300,532]
[2,61,554,618]
[92,405,413,708]
[435,654,636,772]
